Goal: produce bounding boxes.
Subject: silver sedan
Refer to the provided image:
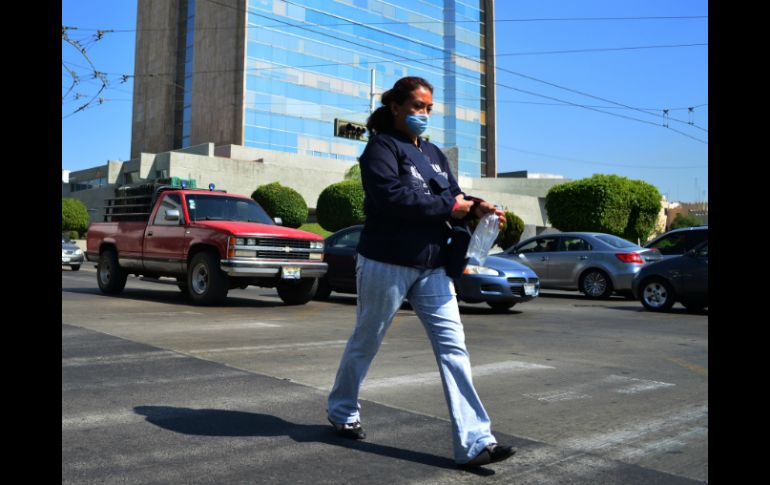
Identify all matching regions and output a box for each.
[498,232,662,299]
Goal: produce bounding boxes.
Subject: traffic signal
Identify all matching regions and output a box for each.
[335,119,367,141]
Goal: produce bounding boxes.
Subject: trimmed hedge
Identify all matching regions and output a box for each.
[496,211,525,250]
[670,212,701,230]
[344,163,361,182]
[545,174,661,241]
[62,198,89,236]
[251,182,308,228]
[316,180,365,232]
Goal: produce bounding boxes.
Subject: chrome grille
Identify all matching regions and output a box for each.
[255,251,310,260]
[256,238,311,249]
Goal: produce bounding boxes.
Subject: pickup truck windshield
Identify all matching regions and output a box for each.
[185,194,274,224]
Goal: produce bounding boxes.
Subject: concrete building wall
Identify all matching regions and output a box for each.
[66,144,562,231]
[190,0,246,149]
[130,0,180,159]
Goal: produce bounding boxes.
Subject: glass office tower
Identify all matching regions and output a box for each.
[133,0,495,177]
[241,0,493,177]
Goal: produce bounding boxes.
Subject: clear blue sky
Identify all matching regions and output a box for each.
[62,0,708,203]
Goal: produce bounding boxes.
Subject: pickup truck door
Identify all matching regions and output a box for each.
[143,194,188,275]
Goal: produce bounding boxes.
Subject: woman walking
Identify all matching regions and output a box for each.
[327,76,515,469]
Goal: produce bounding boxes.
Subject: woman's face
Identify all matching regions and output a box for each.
[391,85,433,138]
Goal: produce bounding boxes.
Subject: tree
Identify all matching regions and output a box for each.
[545,174,661,240]
[62,198,89,237]
[251,182,308,228]
[316,180,365,232]
[669,212,701,230]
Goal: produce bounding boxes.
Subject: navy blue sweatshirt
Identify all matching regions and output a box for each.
[357,130,467,269]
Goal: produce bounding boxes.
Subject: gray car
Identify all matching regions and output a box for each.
[498,232,662,299]
[62,238,85,271]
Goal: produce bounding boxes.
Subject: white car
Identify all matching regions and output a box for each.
[62,239,84,271]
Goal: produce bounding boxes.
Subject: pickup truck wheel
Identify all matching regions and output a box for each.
[97,250,127,294]
[188,252,229,305]
[277,278,317,305]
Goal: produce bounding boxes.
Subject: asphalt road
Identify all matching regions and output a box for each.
[62,264,708,484]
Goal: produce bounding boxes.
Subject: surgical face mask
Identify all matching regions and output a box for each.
[405,114,429,136]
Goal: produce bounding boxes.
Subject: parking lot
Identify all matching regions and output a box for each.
[62,264,707,484]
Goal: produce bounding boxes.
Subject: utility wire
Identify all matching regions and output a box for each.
[497,145,707,170]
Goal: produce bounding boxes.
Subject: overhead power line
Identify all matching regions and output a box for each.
[61,15,707,33]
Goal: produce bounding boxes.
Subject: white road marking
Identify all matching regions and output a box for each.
[62,351,187,368]
[524,374,676,402]
[188,339,351,354]
[557,403,708,456]
[363,360,555,390]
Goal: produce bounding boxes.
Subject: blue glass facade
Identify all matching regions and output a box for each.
[181,0,195,148]
[243,0,489,175]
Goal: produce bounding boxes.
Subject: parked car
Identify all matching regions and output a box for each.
[644,226,708,259]
[498,232,662,299]
[62,238,84,271]
[314,225,540,311]
[632,241,708,312]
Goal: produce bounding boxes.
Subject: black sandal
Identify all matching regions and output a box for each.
[327,417,366,440]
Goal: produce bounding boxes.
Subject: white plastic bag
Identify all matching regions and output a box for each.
[465,212,500,265]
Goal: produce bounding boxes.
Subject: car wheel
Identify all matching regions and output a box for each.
[639,278,675,312]
[277,278,318,305]
[580,269,613,299]
[187,252,229,305]
[487,301,516,312]
[97,249,127,294]
[313,277,332,301]
[70,264,81,271]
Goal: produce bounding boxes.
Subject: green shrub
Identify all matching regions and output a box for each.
[316,180,365,232]
[545,174,660,240]
[670,212,702,230]
[251,182,308,228]
[62,198,89,236]
[68,230,79,240]
[496,211,525,250]
[623,179,662,243]
[344,163,361,182]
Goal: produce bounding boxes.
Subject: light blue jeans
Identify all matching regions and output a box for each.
[327,254,497,464]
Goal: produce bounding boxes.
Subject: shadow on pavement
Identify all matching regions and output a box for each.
[61,287,286,308]
[134,406,494,476]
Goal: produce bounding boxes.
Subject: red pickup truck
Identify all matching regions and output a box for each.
[86,183,328,305]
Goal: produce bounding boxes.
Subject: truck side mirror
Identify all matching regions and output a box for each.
[273,217,283,225]
[165,209,180,221]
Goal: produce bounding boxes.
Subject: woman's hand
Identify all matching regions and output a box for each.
[451,194,474,219]
[474,200,506,229]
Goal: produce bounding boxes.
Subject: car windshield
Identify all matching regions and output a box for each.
[185,195,273,224]
[594,234,637,249]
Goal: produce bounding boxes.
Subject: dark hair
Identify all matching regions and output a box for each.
[366,76,434,135]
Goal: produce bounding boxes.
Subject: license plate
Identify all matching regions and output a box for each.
[62,257,71,263]
[524,284,536,296]
[281,266,301,279]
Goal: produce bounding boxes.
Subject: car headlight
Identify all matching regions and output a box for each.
[246,238,257,246]
[310,241,324,250]
[463,265,501,276]
[235,238,245,246]
[74,249,82,255]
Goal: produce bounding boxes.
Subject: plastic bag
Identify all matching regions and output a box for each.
[465,212,500,265]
